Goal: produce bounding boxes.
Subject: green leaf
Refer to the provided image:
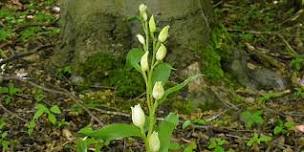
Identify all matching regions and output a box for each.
[273,126,284,135]
[152,63,172,85]
[182,120,192,129]
[259,134,272,143]
[76,138,104,152]
[183,141,197,152]
[126,48,144,72]
[76,139,88,152]
[240,110,264,128]
[33,104,48,120]
[284,121,295,130]
[208,138,227,149]
[169,142,181,150]
[158,113,179,152]
[214,146,225,152]
[247,133,259,146]
[79,124,141,144]
[0,118,6,129]
[50,105,61,114]
[0,87,9,94]
[27,120,36,135]
[8,84,20,96]
[48,113,57,125]
[159,74,201,104]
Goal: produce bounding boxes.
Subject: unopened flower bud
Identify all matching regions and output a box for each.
[140,51,149,72]
[136,34,145,45]
[158,25,170,42]
[131,104,145,128]
[149,15,156,33]
[139,4,147,14]
[156,44,167,61]
[139,4,148,21]
[152,81,165,100]
[149,131,160,152]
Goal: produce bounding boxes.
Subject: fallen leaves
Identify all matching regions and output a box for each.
[296,125,304,133]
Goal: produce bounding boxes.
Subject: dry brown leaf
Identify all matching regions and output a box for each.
[296,125,304,133]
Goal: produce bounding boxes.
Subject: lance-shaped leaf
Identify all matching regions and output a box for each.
[158,113,179,152]
[159,74,202,104]
[79,124,142,144]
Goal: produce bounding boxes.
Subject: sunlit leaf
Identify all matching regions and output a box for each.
[48,113,57,125]
[126,48,144,72]
[50,105,61,114]
[33,104,48,120]
[79,124,141,144]
[158,113,179,152]
[183,141,197,152]
[159,74,202,104]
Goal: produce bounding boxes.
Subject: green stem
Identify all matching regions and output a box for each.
[152,41,161,70]
[140,16,161,152]
[140,128,150,152]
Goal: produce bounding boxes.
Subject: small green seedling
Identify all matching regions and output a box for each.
[294,87,304,98]
[33,88,45,102]
[208,137,227,152]
[56,66,72,79]
[76,136,104,152]
[0,83,21,104]
[247,133,272,147]
[27,104,61,135]
[240,110,264,128]
[273,119,295,135]
[0,118,10,152]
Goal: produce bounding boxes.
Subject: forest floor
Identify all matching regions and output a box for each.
[0,0,304,152]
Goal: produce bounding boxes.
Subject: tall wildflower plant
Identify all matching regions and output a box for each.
[78,4,200,152]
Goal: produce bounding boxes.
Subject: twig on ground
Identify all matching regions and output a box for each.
[0,41,13,49]
[277,33,298,56]
[0,44,54,65]
[0,102,27,122]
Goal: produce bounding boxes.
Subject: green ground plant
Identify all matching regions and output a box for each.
[0,83,21,104]
[273,119,295,135]
[240,110,264,129]
[27,104,62,135]
[246,133,272,147]
[77,4,200,152]
[0,118,10,152]
[207,137,227,152]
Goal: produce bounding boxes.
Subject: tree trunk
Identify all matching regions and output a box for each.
[51,0,213,96]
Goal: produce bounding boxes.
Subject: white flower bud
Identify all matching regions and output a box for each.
[149,15,156,33]
[131,104,145,128]
[149,131,160,152]
[156,44,167,61]
[139,4,147,13]
[136,34,145,45]
[140,51,149,72]
[158,25,170,43]
[152,81,165,100]
[139,4,148,21]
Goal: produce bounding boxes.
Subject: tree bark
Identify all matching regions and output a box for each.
[50,0,213,97]
[52,0,213,70]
